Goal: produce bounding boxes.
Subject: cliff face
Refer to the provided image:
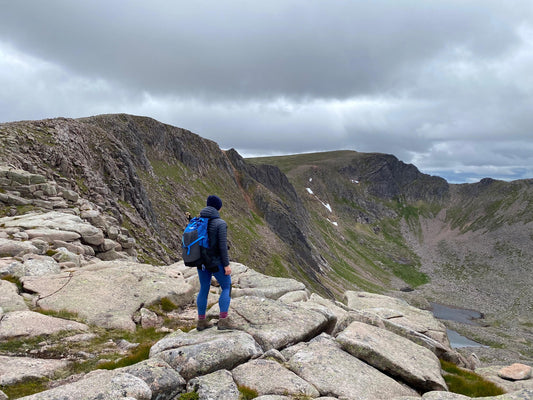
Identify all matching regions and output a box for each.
[225,149,322,285]
[0,115,329,292]
[338,152,449,201]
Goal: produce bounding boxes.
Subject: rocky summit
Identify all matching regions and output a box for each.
[0,114,532,398]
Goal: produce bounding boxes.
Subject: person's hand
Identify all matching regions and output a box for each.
[224,265,231,275]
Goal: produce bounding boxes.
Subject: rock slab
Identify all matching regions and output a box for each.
[344,291,450,349]
[286,334,417,399]
[0,311,88,340]
[336,320,447,392]
[17,370,152,400]
[119,358,186,400]
[0,279,28,312]
[232,358,320,398]
[232,269,306,299]
[208,295,330,351]
[150,328,263,380]
[187,369,240,400]
[21,261,195,331]
[1,211,104,246]
[498,363,532,381]
[0,355,69,386]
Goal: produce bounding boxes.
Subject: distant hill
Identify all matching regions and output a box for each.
[1,114,532,361]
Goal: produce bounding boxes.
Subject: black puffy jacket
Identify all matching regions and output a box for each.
[199,206,229,268]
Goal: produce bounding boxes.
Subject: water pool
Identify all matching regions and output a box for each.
[430,302,486,348]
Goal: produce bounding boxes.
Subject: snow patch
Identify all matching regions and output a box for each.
[306,188,332,213]
[327,218,338,226]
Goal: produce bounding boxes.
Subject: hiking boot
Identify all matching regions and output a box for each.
[196,318,210,331]
[217,316,232,330]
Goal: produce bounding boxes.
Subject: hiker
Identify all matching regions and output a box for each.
[196,195,232,330]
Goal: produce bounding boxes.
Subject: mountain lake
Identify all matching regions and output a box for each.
[430,302,487,348]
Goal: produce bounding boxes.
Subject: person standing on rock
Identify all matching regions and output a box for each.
[196,195,232,330]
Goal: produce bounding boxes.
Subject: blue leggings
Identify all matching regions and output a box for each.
[196,266,232,316]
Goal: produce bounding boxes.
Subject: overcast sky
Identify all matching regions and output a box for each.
[1,1,533,183]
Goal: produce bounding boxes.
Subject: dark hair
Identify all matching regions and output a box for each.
[206,195,222,210]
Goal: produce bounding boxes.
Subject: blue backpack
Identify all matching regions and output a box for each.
[182,217,213,267]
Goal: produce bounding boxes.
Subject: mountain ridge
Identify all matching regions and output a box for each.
[1,114,532,365]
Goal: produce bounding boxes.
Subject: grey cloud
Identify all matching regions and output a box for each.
[1,0,530,100]
[1,1,533,182]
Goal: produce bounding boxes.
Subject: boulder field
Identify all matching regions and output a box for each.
[1,257,531,399]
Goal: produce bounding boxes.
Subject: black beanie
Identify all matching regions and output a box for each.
[206,195,223,210]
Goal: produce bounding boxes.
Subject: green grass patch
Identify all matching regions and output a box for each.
[388,263,429,287]
[269,254,288,277]
[0,377,49,399]
[0,325,168,383]
[238,385,258,400]
[65,326,167,375]
[75,178,90,195]
[160,297,178,312]
[16,204,37,214]
[440,359,505,397]
[247,150,356,174]
[97,343,152,370]
[36,308,83,322]
[378,217,406,248]
[373,217,428,287]
[137,250,164,266]
[177,392,199,400]
[331,254,384,293]
[397,202,420,220]
[0,332,71,354]
[150,159,191,183]
[45,249,58,257]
